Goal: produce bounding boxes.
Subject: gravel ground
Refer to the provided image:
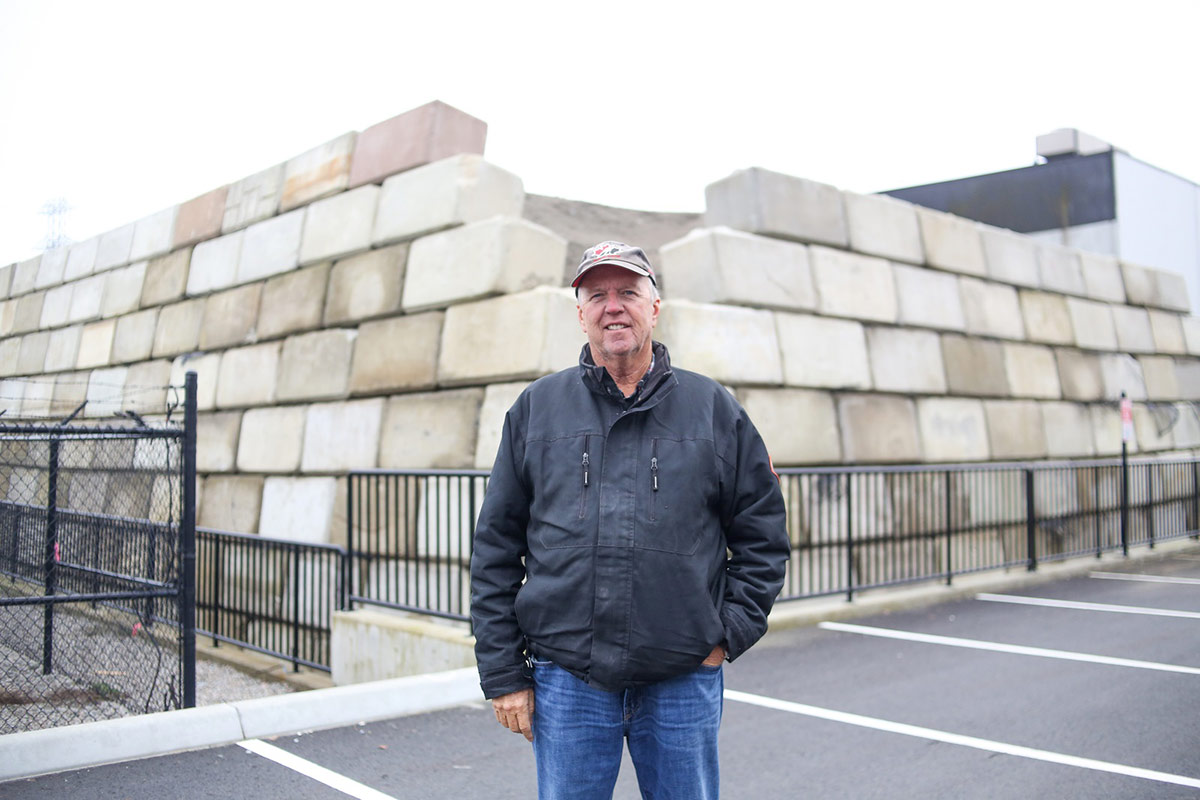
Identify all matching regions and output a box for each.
[194,653,297,706]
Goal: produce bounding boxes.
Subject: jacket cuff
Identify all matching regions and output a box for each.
[719,605,757,662]
[479,662,533,700]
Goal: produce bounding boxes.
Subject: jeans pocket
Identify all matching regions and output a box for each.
[696,662,723,673]
[530,658,554,668]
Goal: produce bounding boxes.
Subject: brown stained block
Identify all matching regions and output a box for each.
[199,475,263,534]
[174,186,229,248]
[141,248,192,307]
[347,101,487,189]
[258,262,329,339]
[199,283,262,350]
[324,243,407,325]
[349,311,443,395]
[941,334,1009,397]
[280,131,357,211]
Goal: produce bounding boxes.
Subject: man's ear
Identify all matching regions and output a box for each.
[578,303,586,333]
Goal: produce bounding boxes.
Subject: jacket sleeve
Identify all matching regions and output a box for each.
[470,405,534,699]
[718,406,791,661]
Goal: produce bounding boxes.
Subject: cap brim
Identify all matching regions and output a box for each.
[571,259,653,287]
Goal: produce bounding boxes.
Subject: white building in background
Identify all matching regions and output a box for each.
[885,129,1200,313]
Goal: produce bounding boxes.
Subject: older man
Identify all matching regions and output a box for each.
[470,241,789,799]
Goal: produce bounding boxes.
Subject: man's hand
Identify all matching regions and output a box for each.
[492,688,535,742]
[701,644,726,667]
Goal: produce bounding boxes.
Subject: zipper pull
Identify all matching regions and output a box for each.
[582,452,590,486]
[651,456,658,491]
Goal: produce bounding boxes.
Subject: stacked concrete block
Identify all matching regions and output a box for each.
[197,412,242,473]
[152,298,205,357]
[216,343,280,408]
[657,228,816,311]
[959,278,1025,340]
[281,132,357,211]
[17,333,49,374]
[75,320,115,369]
[199,475,263,533]
[893,264,965,331]
[1003,343,1061,399]
[657,301,782,386]
[1066,298,1117,351]
[1132,406,1173,451]
[1147,310,1186,354]
[349,311,443,395]
[915,209,987,276]
[64,239,99,282]
[1035,244,1086,296]
[325,244,407,325]
[984,400,1047,459]
[1090,405,1128,455]
[837,394,922,463]
[1109,305,1155,353]
[704,168,848,247]
[188,231,243,296]
[0,339,20,376]
[13,257,42,295]
[915,398,989,462]
[348,101,488,190]
[44,326,82,372]
[95,224,136,271]
[1176,360,1200,399]
[13,292,45,334]
[866,328,945,393]
[299,185,379,265]
[276,329,356,401]
[35,249,68,290]
[378,389,482,469]
[811,246,897,322]
[68,274,105,323]
[1017,291,1074,345]
[223,164,283,233]
[1041,402,1095,458]
[1154,270,1190,313]
[40,284,73,329]
[474,381,531,469]
[0,300,12,339]
[169,352,220,411]
[174,187,227,248]
[111,310,158,364]
[140,248,191,307]
[1078,252,1125,303]
[238,209,304,284]
[740,388,842,464]
[1138,356,1179,400]
[258,262,329,338]
[52,371,89,416]
[980,226,1039,288]
[1172,405,1200,448]
[20,377,55,417]
[1055,348,1105,401]
[237,406,305,473]
[941,335,1009,396]
[123,358,171,412]
[200,284,261,349]
[131,208,179,261]
[85,366,128,418]
[259,476,343,544]
[100,262,146,318]
[842,192,923,264]
[1098,353,1146,400]
[302,399,385,472]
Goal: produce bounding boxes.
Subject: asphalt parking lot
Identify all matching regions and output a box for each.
[5,548,1199,799]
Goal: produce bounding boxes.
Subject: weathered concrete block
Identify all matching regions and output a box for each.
[0,299,13,338]
[123,359,171,413]
[20,377,56,417]
[174,186,228,248]
[152,298,205,357]
[473,381,531,469]
[837,394,921,463]
[141,248,191,307]
[51,370,89,417]
[215,342,280,408]
[259,262,329,339]
[276,329,356,401]
[984,400,1047,459]
[378,389,482,469]
[111,309,157,364]
[1120,261,1157,307]
[1175,360,1200,400]
[75,320,115,369]
[703,167,848,247]
[941,334,1009,396]
[1138,356,1179,400]
[916,398,989,462]
[1155,270,1190,313]
[403,218,566,312]
[223,164,284,233]
[237,209,304,284]
[330,608,476,686]
[188,230,244,296]
[1003,343,1061,399]
[17,332,50,375]
[1041,402,1096,458]
[1035,244,1085,296]
[1018,290,1074,345]
[35,249,68,290]
[197,411,242,473]
[200,283,262,350]
[12,291,45,334]
[959,277,1025,340]
[1099,353,1146,401]
[1148,310,1186,354]
[739,388,841,465]
[438,288,580,386]
[979,226,1039,287]
[170,352,221,411]
[1090,404,1127,456]
[130,207,178,261]
[324,243,407,324]
[1066,298,1118,351]
[1173,403,1200,448]
[842,191,923,264]
[915,209,986,276]
[349,311,443,395]
[1182,317,1200,356]
[94,223,136,271]
[1109,305,1155,353]
[64,238,99,282]
[40,284,73,329]
[68,274,105,323]
[372,154,525,246]
[302,398,385,472]
[12,256,41,295]
[0,338,21,377]
[657,227,816,312]
[810,246,897,323]
[893,263,965,331]
[866,327,945,393]
[1079,252,1125,303]
[0,263,11,297]
[44,326,82,372]
[1132,405,1173,452]
[280,131,357,211]
[258,477,336,543]
[1055,348,1104,401]
[348,101,488,189]
[100,261,147,319]
[199,475,263,534]
[237,406,305,473]
[85,366,128,418]
[299,184,380,265]
[656,301,782,385]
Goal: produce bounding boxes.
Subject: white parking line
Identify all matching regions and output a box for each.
[724,689,1200,791]
[818,621,1200,675]
[1090,571,1200,585]
[976,593,1200,619]
[239,739,398,800]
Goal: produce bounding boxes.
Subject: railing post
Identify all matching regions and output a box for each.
[846,476,854,602]
[943,470,953,586]
[180,371,198,708]
[343,473,354,612]
[1146,464,1156,549]
[1025,468,1037,572]
[291,545,301,672]
[43,434,60,675]
[1120,442,1130,559]
[1192,459,1200,540]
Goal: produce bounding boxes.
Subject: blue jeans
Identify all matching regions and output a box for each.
[531,659,723,800]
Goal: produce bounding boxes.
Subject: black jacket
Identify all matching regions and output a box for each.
[470,342,789,698]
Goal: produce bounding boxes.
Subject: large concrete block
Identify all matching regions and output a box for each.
[1090,404,1128,456]
[915,209,986,276]
[151,298,205,357]
[222,163,284,233]
[34,249,68,290]
[893,263,965,331]
[51,370,90,417]
[959,277,1025,340]
[141,248,191,307]
[1017,290,1074,345]
[68,274,105,323]
[170,352,221,411]
[1138,356,1179,400]
[174,186,228,248]
[64,238,99,282]
[123,359,172,414]
[1041,402,1096,458]
[1182,317,1200,357]
[438,287,580,386]
[100,261,147,319]
[1155,269,1191,313]
[301,398,385,472]
[979,226,1039,287]
[0,299,13,338]
[1066,298,1118,351]
[1172,403,1200,448]
[199,475,263,534]
[84,366,128,418]
[1132,405,1173,452]
[1003,343,1061,399]
[1176,360,1200,400]
[44,325,82,372]
[111,309,158,364]
[12,256,41,295]
[258,477,338,543]
[200,283,262,350]
[299,184,380,265]
[237,406,305,473]
[378,389,482,469]
[1055,348,1105,402]
[237,209,304,284]
[941,334,1009,397]
[0,263,11,297]
[842,191,923,264]
[810,246,897,323]
[75,320,115,369]
[0,338,21,377]
[474,381,532,469]
[866,327,945,393]
[656,301,782,385]
[348,101,488,189]
[1079,252,1125,303]
[324,243,407,324]
[657,227,816,312]
[17,332,50,375]
[1109,305,1155,353]
[915,398,989,462]
[837,394,921,463]
[739,388,841,465]
[1035,244,1085,296]
[984,400,1047,460]
[197,411,242,473]
[188,230,244,296]
[12,291,45,334]
[94,223,136,271]
[19,376,56,418]
[130,207,178,261]
[349,311,443,395]
[215,342,280,408]
[1120,261,1157,307]
[280,131,357,211]
[1148,310,1186,354]
[703,167,848,247]
[259,262,329,339]
[403,217,566,311]
[276,329,356,401]
[1099,353,1146,401]
[40,284,73,329]
[372,154,525,246]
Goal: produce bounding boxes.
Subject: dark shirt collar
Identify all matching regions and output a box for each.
[580,342,672,408]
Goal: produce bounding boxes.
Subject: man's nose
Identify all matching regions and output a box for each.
[604,293,624,313]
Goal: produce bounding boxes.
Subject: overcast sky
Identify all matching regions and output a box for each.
[1,0,1197,266]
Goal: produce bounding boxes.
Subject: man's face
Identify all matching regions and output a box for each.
[576,264,660,366]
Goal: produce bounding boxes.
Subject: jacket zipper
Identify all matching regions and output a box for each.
[579,435,590,519]
[650,439,659,520]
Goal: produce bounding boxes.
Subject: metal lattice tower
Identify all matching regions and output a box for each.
[38,197,72,251]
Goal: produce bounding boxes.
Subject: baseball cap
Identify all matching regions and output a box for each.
[571,241,657,288]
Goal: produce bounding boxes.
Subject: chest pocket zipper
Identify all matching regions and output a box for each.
[579,435,590,519]
[650,440,660,520]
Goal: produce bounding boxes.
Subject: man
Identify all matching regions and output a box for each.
[470,241,789,799]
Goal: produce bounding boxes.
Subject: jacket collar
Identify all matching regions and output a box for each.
[579,341,676,409]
